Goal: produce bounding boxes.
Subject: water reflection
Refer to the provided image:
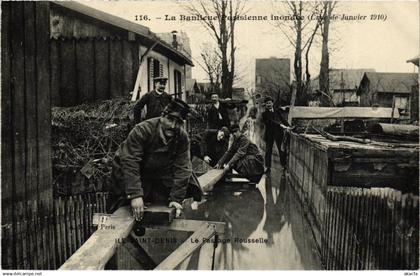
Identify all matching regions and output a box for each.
[183,164,322,269]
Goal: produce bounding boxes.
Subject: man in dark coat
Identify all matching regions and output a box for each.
[261,96,289,171]
[207,93,230,130]
[190,127,230,167]
[216,124,264,183]
[133,76,172,124]
[110,99,201,220]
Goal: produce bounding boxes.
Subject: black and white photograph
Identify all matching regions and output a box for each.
[1,0,419,272]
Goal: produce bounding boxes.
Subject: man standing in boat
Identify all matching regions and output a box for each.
[110,99,202,220]
[215,124,264,183]
[133,76,172,124]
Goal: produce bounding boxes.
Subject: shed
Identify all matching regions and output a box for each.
[50,2,193,106]
[357,72,418,118]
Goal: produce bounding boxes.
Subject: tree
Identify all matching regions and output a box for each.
[195,43,222,94]
[187,0,245,98]
[318,2,337,106]
[273,1,323,105]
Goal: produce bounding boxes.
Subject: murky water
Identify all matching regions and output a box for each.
[182,158,322,270]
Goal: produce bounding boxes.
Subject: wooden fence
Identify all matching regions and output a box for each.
[1,192,108,270]
[322,187,419,270]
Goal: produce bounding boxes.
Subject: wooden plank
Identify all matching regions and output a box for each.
[60,39,78,106]
[122,41,134,95]
[16,202,24,269]
[59,198,68,261]
[76,40,95,103]
[36,201,44,269]
[10,1,27,203]
[24,2,39,200]
[109,40,123,98]
[59,206,135,270]
[155,223,216,270]
[54,199,62,266]
[198,169,226,192]
[1,8,15,269]
[50,40,61,106]
[94,39,110,101]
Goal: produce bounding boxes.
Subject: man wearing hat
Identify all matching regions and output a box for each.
[133,76,172,124]
[261,96,289,172]
[207,93,230,130]
[215,124,264,183]
[110,98,202,220]
[190,126,230,167]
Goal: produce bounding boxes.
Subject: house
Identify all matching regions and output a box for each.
[357,72,418,118]
[50,2,193,106]
[255,58,291,103]
[312,69,375,106]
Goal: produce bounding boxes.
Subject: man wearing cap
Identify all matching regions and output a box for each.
[110,98,201,220]
[261,96,289,171]
[133,76,172,124]
[190,127,230,167]
[207,93,230,130]
[216,124,264,183]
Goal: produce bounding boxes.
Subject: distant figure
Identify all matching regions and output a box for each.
[133,76,172,124]
[261,96,289,171]
[242,106,258,144]
[207,93,230,130]
[190,127,230,167]
[216,124,264,183]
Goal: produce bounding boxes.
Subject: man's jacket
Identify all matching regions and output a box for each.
[111,117,193,203]
[207,104,230,130]
[261,108,289,141]
[218,134,262,168]
[133,90,172,124]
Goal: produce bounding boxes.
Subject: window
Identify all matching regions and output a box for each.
[174,69,182,99]
[147,57,164,91]
[256,75,262,84]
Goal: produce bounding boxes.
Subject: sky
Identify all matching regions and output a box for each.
[85,0,419,90]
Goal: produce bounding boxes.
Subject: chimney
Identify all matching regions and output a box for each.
[171,30,178,49]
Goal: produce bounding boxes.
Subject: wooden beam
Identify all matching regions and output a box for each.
[155,223,216,270]
[59,206,134,270]
[197,169,225,192]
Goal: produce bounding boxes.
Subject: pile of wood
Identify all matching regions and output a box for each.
[52,98,135,196]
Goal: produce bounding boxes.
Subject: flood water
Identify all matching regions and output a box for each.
[182,157,322,270]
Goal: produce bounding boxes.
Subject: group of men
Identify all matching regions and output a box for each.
[109,76,289,220]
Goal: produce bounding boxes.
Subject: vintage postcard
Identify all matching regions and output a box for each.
[1,0,419,273]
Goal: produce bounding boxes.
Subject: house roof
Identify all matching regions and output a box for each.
[311,68,375,92]
[407,55,419,66]
[52,1,193,66]
[362,72,418,94]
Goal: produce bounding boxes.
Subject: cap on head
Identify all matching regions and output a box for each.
[154,76,168,83]
[230,124,240,133]
[163,98,191,120]
[264,96,274,103]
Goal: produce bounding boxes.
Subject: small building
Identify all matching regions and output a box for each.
[255,58,291,103]
[50,2,193,106]
[357,72,418,119]
[312,69,375,106]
